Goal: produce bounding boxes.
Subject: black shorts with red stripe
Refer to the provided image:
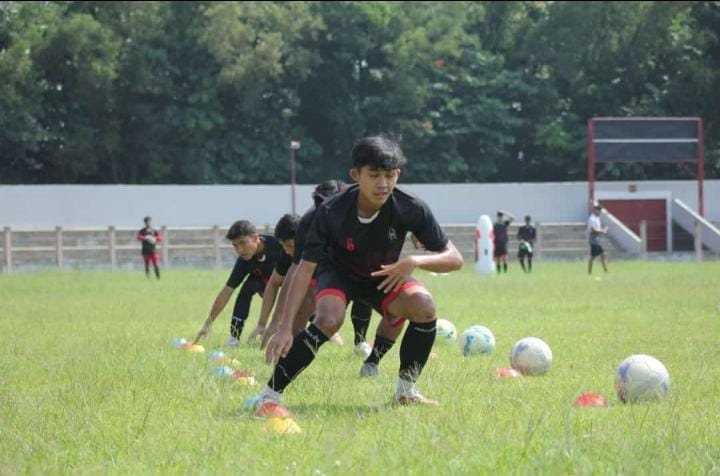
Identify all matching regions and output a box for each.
[314,264,425,328]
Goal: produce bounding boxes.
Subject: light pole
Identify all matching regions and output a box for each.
[290,140,301,214]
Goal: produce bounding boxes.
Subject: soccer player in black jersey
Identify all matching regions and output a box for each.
[517,215,537,273]
[493,210,514,273]
[192,220,285,348]
[245,213,300,344]
[259,135,463,407]
[137,216,162,279]
[259,180,401,375]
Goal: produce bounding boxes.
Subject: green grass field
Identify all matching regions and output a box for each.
[1,262,719,474]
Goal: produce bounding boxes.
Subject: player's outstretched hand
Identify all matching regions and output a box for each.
[265,327,293,365]
[247,325,265,346]
[193,322,210,345]
[260,322,278,350]
[371,256,417,293]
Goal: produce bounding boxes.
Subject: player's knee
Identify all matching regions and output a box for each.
[313,311,345,335]
[406,294,436,323]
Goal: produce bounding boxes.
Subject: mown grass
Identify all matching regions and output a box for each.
[1,261,719,474]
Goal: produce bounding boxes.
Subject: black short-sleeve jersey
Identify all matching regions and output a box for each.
[302,185,448,283]
[493,220,511,244]
[292,207,316,265]
[226,234,283,288]
[137,227,161,255]
[274,251,292,277]
[517,225,536,242]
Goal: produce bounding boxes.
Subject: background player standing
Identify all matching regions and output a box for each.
[493,210,514,273]
[587,204,609,275]
[137,216,162,279]
[517,215,537,273]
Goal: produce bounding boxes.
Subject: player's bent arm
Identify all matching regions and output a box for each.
[256,271,284,327]
[277,260,317,332]
[206,285,234,325]
[268,265,295,327]
[260,264,297,348]
[410,240,464,273]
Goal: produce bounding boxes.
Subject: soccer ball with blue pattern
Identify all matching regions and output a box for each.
[435,318,457,345]
[459,326,495,356]
[510,337,552,375]
[615,354,669,403]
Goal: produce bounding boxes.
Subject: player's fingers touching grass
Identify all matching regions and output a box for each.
[259,325,276,350]
[247,325,264,345]
[265,328,293,364]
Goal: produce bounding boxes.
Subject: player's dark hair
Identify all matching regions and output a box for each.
[525,215,532,221]
[143,216,151,223]
[351,135,407,170]
[226,220,256,240]
[312,180,343,207]
[274,214,300,241]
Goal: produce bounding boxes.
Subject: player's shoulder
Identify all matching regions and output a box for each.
[317,184,357,214]
[260,233,281,248]
[391,186,431,211]
[299,206,317,225]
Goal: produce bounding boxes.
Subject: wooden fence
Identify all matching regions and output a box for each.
[0,226,273,273]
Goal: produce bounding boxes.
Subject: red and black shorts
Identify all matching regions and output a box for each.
[142,253,159,267]
[314,265,427,328]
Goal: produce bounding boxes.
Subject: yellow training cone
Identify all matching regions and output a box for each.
[234,376,257,386]
[188,344,205,353]
[263,417,302,435]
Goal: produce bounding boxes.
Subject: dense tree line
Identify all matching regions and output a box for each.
[1,1,718,184]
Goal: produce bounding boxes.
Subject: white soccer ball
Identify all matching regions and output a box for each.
[615,354,669,403]
[353,342,373,360]
[144,235,156,245]
[435,318,457,345]
[459,325,495,356]
[510,337,552,375]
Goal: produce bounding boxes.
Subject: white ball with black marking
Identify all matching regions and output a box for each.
[510,337,552,375]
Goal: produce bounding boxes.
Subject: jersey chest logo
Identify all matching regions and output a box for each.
[388,226,397,241]
[345,238,355,252]
[251,268,262,277]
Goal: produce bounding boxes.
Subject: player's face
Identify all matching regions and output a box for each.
[231,234,259,260]
[280,239,295,257]
[351,166,400,208]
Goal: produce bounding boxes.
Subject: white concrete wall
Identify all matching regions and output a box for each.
[1,180,718,229]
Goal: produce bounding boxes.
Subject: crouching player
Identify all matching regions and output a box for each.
[260,180,404,377]
[193,220,285,347]
[259,135,463,407]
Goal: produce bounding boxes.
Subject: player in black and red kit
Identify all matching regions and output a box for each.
[245,213,300,344]
[137,216,162,279]
[258,135,463,408]
[193,220,285,348]
[517,215,537,273]
[259,180,400,375]
[493,210,514,273]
